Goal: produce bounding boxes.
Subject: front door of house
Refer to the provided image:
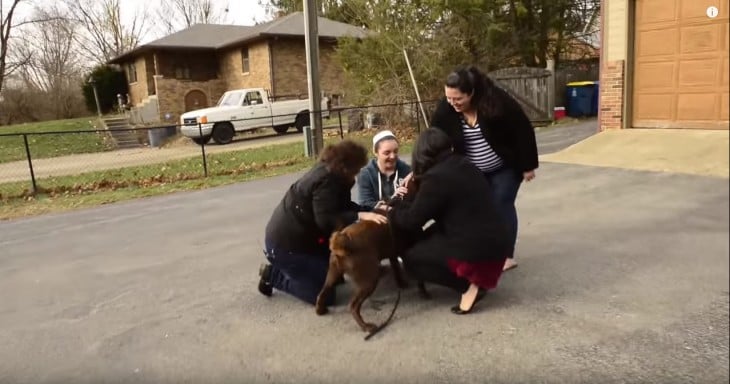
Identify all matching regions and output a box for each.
[185,90,208,112]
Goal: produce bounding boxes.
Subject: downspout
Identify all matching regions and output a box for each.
[623,1,635,129]
[598,0,605,132]
[153,52,160,95]
[268,38,276,97]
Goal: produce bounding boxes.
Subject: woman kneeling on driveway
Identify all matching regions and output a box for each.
[258,140,387,306]
[389,127,511,314]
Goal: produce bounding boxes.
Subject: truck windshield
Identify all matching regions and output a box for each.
[217,91,244,107]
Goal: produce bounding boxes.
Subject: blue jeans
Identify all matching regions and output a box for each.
[263,242,335,306]
[483,167,523,258]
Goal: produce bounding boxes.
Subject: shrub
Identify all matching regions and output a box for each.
[81,65,129,114]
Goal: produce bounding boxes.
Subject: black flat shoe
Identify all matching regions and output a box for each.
[258,263,273,297]
[450,289,486,315]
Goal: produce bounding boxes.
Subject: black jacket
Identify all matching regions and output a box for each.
[265,163,362,254]
[430,87,539,173]
[389,154,510,263]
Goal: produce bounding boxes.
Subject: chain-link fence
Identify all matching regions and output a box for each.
[0,100,438,201]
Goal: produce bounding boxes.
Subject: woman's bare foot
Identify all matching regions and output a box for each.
[503,258,518,271]
[451,284,484,314]
[459,284,480,311]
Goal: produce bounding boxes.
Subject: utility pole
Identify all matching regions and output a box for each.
[303,0,324,156]
[88,78,102,117]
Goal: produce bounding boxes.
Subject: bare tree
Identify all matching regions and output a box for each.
[154,0,229,36]
[16,4,85,119]
[64,0,148,64]
[1,0,29,94]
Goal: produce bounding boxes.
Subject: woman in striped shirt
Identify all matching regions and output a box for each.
[430,65,539,271]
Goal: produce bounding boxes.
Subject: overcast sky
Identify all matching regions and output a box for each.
[123,0,271,30]
[132,0,271,42]
[10,0,270,43]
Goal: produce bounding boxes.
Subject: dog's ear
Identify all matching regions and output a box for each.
[333,217,348,232]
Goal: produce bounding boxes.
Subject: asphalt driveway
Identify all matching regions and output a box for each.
[0,120,727,384]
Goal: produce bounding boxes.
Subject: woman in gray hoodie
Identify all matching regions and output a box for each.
[357,130,412,211]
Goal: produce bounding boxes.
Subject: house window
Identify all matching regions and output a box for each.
[127,63,138,83]
[174,65,191,80]
[241,48,250,73]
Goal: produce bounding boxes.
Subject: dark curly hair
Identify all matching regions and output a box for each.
[411,127,453,176]
[319,139,368,179]
[445,65,504,119]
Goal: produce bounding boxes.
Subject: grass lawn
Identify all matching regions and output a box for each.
[0,117,113,164]
[0,162,314,221]
[323,113,349,128]
[0,114,352,165]
[0,129,416,221]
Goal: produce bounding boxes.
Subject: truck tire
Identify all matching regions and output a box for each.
[273,125,289,135]
[295,112,310,133]
[212,122,235,145]
[192,135,211,145]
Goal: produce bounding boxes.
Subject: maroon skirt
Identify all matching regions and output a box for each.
[446,258,506,290]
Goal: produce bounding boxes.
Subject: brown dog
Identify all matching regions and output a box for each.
[314,219,408,332]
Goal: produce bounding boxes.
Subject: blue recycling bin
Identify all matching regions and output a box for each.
[591,81,600,116]
[566,81,598,117]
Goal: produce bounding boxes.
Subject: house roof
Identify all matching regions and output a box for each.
[577,29,601,49]
[108,12,369,64]
[140,24,255,49]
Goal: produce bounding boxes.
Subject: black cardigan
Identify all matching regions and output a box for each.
[389,154,510,263]
[430,87,539,173]
[265,162,362,254]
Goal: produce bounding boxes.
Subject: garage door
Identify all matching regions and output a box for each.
[632,0,729,129]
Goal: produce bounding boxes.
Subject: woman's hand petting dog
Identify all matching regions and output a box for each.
[373,201,393,213]
[372,205,391,217]
[358,211,388,224]
[402,172,414,188]
[392,186,409,199]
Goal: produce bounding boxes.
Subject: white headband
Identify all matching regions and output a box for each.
[372,130,396,150]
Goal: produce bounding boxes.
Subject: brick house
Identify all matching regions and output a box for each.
[108,12,368,125]
[599,0,729,130]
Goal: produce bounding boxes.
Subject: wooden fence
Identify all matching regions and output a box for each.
[488,67,555,124]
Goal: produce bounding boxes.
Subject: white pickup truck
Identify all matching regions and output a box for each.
[179,88,330,145]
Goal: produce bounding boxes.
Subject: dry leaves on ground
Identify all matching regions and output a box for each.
[2,158,304,201]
